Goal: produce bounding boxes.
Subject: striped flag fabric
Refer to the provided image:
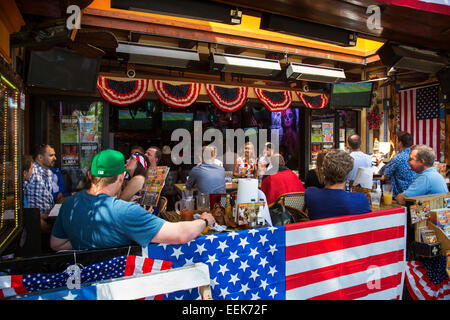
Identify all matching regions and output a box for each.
[399,83,441,158]
[146,207,407,300]
[1,255,172,300]
[405,257,450,300]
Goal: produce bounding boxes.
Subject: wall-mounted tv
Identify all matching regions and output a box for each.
[330,82,373,108]
[244,127,258,141]
[118,109,153,130]
[27,47,100,92]
[161,112,193,131]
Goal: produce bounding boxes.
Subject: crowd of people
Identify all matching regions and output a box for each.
[21,130,449,252]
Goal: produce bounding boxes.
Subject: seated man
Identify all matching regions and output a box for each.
[382,131,417,199]
[50,149,215,251]
[186,146,226,194]
[396,145,448,205]
[305,149,371,220]
[261,154,305,206]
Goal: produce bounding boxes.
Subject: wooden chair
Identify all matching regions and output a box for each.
[157,196,168,217]
[351,185,372,203]
[273,192,309,223]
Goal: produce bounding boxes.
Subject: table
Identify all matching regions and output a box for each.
[174,182,239,194]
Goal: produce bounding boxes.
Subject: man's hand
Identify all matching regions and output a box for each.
[199,212,216,227]
[396,193,406,205]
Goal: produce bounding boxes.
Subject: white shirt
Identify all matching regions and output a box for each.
[348,151,372,181]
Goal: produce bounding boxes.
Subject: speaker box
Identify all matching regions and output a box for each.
[437,67,450,95]
[377,42,447,74]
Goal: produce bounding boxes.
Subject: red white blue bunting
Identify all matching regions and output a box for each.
[152,80,201,107]
[296,92,328,109]
[253,88,293,112]
[97,76,149,105]
[205,84,248,112]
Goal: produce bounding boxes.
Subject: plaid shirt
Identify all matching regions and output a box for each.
[23,162,55,214]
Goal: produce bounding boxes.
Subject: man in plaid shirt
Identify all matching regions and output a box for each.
[23,144,57,233]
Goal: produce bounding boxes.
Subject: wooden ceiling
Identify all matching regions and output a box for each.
[11,0,448,89]
[210,0,450,52]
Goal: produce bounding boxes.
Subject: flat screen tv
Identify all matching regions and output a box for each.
[244,127,258,141]
[27,47,100,92]
[161,112,193,131]
[118,109,153,130]
[330,82,373,108]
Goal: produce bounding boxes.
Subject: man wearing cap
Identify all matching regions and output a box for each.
[50,149,215,251]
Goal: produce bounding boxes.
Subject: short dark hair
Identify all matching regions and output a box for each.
[31,144,49,160]
[149,146,161,163]
[322,149,354,185]
[397,131,413,148]
[22,154,33,173]
[347,134,361,150]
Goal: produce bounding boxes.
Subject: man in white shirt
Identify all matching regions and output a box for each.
[347,133,372,183]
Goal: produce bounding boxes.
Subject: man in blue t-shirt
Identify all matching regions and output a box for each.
[396,145,448,205]
[51,149,215,251]
[305,149,371,220]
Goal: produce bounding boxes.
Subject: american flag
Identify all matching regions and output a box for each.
[405,256,450,300]
[146,207,407,300]
[1,255,171,300]
[399,84,441,158]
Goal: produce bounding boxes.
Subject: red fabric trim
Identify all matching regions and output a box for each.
[152,80,200,107]
[253,88,293,112]
[205,84,248,112]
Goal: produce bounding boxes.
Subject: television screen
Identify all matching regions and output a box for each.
[330,82,373,108]
[162,112,193,131]
[118,109,153,130]
[244,127,258,141]
[27,47,100,92]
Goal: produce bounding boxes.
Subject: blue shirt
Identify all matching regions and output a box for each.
[348,151,372,181]
[305,187,371,220]
[403,167,448,198]
[383,148,418,198]
[186,163,226,194]
[52,190,165,250]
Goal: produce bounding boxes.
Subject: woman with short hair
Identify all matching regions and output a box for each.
[305,149,371,220]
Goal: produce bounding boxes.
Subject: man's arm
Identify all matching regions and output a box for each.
[151,212,215,244]
[396,193,406,205]
[50,234,73,251]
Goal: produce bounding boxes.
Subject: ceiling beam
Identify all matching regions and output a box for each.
[82,10,370,65]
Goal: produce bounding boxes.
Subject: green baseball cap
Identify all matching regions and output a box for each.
[90,149,127,177]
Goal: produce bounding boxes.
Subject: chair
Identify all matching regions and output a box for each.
[157,196,168,217]
[161,171,178,210]
[351,185,372,203]
[274,192,309,223]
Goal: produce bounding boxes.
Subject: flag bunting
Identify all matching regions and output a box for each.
[253,88,293,112]
[296,92,328,109]
[205,84,248,112]
[152,80,201,108]
[97,76,149,105]
[0,255,172,300]
[146,207,407,300]
[405,256,450,300]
